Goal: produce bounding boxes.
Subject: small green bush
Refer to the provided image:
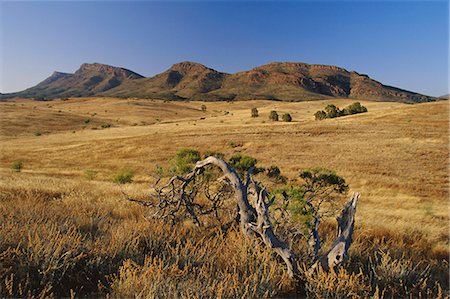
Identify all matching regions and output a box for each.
[314,110,327,120]
[266,166,287,184]
[171,148,201,175]
[201,104,207,112]
[282,113,292,122]
[84,169,98,180]
[251,108,259,118]
[34,132,42,136]
[11,161,23,172]
[101,123,111,129]
[228,154,264,176]
[112,169,134,184]
[269,111,279,121]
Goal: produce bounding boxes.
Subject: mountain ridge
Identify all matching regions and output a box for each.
[1,61,437,103]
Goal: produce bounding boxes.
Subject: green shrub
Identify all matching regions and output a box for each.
[324,104,340,118]
[282,113,292,122]
[251,108,259,118]
[100,123,111,129]
[314,110,327,120]
[315,102,367,120]
[269,110,279,121]
[201,104,207,112]
[84,119,90,124]
[171,148,201,175]
[112,169,134,184]
[345,102,368,114]
[266,166,287,184]
[228,154,264,176]
[34,132,42,136]
[11,161,23,172]
[84,169,98,180]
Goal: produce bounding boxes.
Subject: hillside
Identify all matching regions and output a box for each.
[1,62,437,103]
[1,63,144,99]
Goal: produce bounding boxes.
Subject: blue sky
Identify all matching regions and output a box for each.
[1,1,448,96]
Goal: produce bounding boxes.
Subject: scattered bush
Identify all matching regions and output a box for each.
[201,104,207,112]
[314,110,327,120]
[269,110,279,121]
[84,169,98,180]
[282,113,292,122]
[34,132,42,136]
[11,161,23,172]
[228,154,265,176]
[315,102,368,120]
[266,166,287,184]
[251,107,259,118]
[170,148,201,175]
[101,123,111,129]
[84,119,90,124]
[112,169,135,184]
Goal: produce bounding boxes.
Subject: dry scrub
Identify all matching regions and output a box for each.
[0,98,448,298]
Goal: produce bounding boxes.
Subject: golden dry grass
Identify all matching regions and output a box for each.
[0,97,448,297]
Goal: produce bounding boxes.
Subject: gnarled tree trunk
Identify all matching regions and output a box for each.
[129,156,361,279]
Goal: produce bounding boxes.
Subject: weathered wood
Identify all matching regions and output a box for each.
[250,181,297,278]
[195,156,257,236]
[312,192,360,271]
[130,156,361,279]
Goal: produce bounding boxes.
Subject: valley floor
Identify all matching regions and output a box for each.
[0,97,448,297]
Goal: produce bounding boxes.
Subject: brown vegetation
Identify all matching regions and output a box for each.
[0,98,448,297]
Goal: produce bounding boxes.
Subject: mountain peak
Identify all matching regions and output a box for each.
[1,61,437,103]
[169,61,210,73]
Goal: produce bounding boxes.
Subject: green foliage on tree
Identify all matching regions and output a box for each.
[315,102,368,120]
[282,113,292,122]
[269,110,279,121]
[228,154,265,176]
[324,104,339,118]
[314,110,327,120]
[266,165,287,184]
[299,167,348,216]
[251,107,259,118]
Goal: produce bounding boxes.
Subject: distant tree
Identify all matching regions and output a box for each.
[11,161,23,172]
[201,104,207,112]
[251,107,259,118]
[324,105,340,118]
[269,110,279,121]
[282,113,292,122]
[314,110,327,120]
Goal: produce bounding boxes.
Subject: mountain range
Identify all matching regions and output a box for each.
[0,61,437,103]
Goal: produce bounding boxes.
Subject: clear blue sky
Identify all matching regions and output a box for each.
[1,1,448,96]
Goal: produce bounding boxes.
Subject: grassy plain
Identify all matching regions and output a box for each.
[0,97,448,297]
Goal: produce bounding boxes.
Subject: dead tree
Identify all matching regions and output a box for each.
[128,156,360,278]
